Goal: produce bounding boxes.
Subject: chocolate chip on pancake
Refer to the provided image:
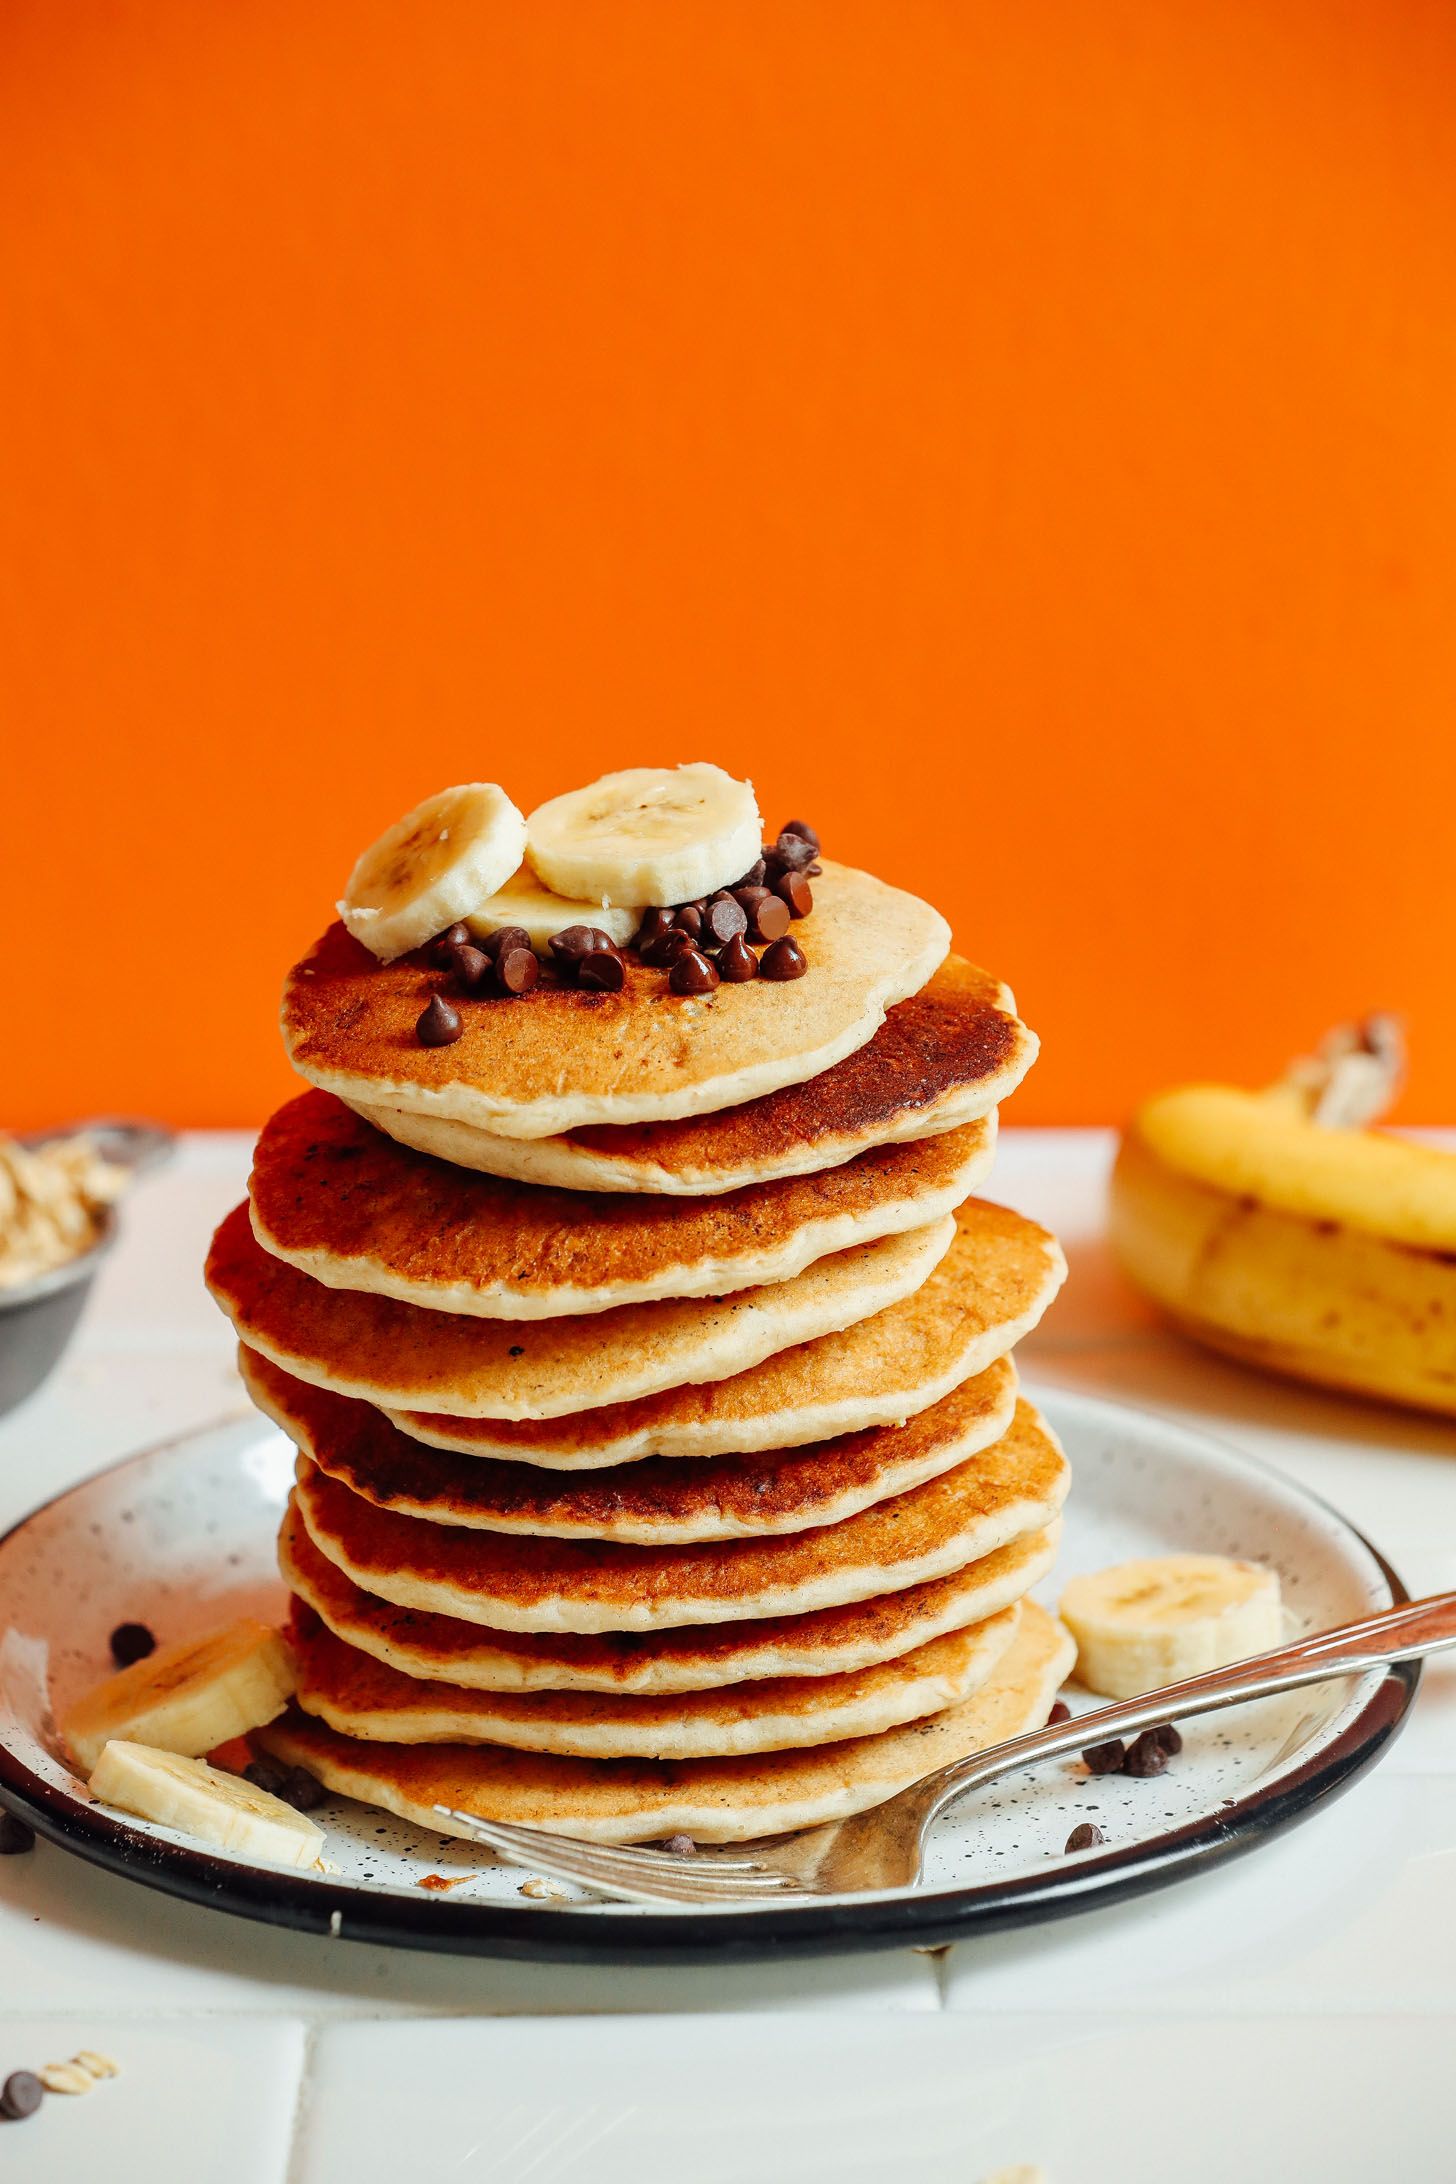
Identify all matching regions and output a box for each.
[416,994,463,1046]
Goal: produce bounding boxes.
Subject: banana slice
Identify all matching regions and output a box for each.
[525,764,761,907]
[465,870,641,950]
[63,1618,297,1774]
[339,784,527,961]
[1059,1554,1282,1699]
[88,1741,323,1869]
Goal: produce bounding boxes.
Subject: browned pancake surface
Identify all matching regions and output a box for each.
[293,1396,1069,1630]
[280,863,948,1136]
[243,1345,1017,1540]
[279,1497,1061,1692]
[248,1088,989,1310]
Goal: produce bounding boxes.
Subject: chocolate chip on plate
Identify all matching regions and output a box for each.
[578,948,625,993]
[717,933,759,982]
[449,944,494,994]
[285,1766,327,1812]
[109,1621,155,1667]
[1047,1700,1071,1726]
[774,871,813,919]
[1149,1721,1183,1756]
[1122,1728,1171,1777]
[1081,1737,1126,1775]
[0,1813,35,1856]
[759,935,808,980]
[1065,1822,1105,1853]
[669,948,720,994]
[417,993,464,1046]
[703,895,748,948]
[0,2071,43,2122]
[496,946,540,996]
[430,922,471,966]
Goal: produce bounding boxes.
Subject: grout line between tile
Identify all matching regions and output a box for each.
[283,2020,320,2184]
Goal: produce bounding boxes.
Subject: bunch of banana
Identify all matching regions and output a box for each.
[1110,1017,1456,1416]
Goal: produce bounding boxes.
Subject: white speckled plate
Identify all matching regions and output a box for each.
[0,1391,1415,1961]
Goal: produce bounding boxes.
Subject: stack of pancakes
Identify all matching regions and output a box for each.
[206,861,1074,1844]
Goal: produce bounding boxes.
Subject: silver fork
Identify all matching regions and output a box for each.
[435,1589,1456,1907]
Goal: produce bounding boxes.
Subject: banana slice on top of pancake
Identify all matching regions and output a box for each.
[340,783,527,961]
[525,763,761,905]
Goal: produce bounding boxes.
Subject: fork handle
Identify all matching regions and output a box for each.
[920,1587,1456,1832]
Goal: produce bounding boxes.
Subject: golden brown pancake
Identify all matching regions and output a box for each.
[207,1201,953,1419]
[242,1344,1019,1542]
[280,863,950,1139]
[286,1597,1021,1758]
[352,957,1036,1193]
[259,1601,1075,1842]
[292,1396,1070,1633]
[389,1198,1065,1464]
[248,1089,994,1318]
[279,1497,1062,1694]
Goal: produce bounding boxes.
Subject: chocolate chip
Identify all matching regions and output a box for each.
[549,924,607,968]
[703,895,748,948]
[663,1833,696,1856]
[782,818,820,850]
[668,948,720,994]
[109,1621,155,1667]
[1081,1737,1126,1775]
[1047,1700,1071,1726]
[1150,1721,1183,1755]
[673,904,704,940]
[578,948,625,992]
[717,933,759,982]
[0,2071,43,2122]
[1123,1729,1171,1777]
[0,1812,35,1855]
[775,871,813,919]
[449,944,494,993]
[806,861,823,877]
[244,1758,290,1798]
[733,857,767,889]
[770,830,817,873]
[755,894,792,943]
[417,993,464,1045]
[1065,1823,1105,1853]
[643,927,698,968]
[496,946,540,996]
[759,935,807,980]
[430,922,471,966]
[478,924,531,962]
[286,1765,327,1812]
[634,908,675,948]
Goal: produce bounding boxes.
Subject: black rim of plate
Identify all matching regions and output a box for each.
[0,1405,1421,1966]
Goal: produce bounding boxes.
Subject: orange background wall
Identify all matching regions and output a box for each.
[5,1,1455,1129]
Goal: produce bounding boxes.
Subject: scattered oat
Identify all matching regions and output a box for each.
[72,2051,120,2081]
[519,1875,569,1901]
[39,2063,95,2096]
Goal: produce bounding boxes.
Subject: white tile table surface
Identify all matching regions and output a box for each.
[0,1129,1450,2181]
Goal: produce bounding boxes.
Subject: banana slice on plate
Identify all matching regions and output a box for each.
[88,1741,323,1869]
[1059,1554,1283,1699]
[340,784,527,961]
[465,870,641,950]
[63,1618,298,1774]
[525,764,761,907]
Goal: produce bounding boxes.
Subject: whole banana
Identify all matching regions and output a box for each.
[1110,1019,1456,1417]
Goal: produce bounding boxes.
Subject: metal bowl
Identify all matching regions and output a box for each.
[0,1121,173,1420]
